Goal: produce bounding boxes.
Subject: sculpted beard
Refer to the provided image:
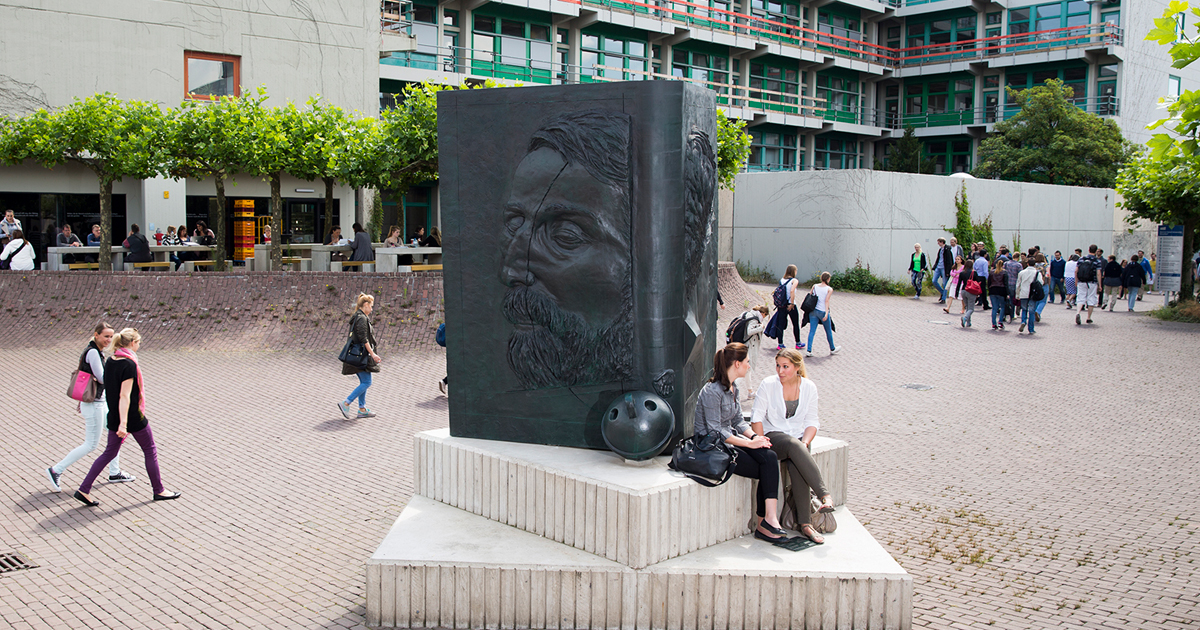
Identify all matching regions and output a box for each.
[503,285,633,389]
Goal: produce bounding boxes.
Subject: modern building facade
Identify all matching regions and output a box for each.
[379,0,1196,176]
[0,1,382,257]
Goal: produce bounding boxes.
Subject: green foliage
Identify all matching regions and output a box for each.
[943,184,995,255]
[1150,298,1200,323]
[1146,1,1200,159]
[973,79,1135,188]
[1116,150,1200,300]
[717,110,751,190]
[821,259,908,295]
[734,260,776,283]
[368,191,384,241]
[881,126,934,174]
[0,93,165,270]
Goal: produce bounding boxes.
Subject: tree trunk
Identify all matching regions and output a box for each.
[215,175,227,272]
[270,172,283,270]
[324,176,335,241]
[99,179,113,272]
[1182,216,1197,302]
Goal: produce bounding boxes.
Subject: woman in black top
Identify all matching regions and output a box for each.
[338,294,383,419]
[1103,256,1124,311]
[73,328,180,506]
[1121,254,1147,311]
[988,260,1008,330]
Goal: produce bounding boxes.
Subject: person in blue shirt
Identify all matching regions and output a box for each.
[1137,251,1153,300]
[972,250,990,309]
[1048,251,1066,303]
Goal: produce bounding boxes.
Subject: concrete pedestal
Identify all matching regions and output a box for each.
[367,430,910,629]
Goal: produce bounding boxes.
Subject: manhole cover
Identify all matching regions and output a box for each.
[0,552,37,573]
[901,384,934,391]
[927,320,950,325]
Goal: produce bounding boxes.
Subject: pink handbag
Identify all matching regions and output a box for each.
[67,370,98,402]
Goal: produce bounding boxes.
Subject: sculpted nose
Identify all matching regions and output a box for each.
[500,228,533,287]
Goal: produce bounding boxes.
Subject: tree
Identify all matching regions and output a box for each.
[879,126,934,174]
[716,109,750,190]
[942,183,995,256]
[973,79,1135,188]
[0,94,165,270]
[241,99,300,270]
[166,90,268,270]
[1116,151,1199,300]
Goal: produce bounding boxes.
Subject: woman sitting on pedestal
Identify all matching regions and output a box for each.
[750,348,834,544]
[694,343,791,544]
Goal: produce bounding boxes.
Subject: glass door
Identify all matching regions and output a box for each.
[286,201,319,243]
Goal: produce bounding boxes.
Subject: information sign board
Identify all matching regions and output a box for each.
[1158,224,1184,293]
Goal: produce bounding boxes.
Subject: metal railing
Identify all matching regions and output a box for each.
[885,95,1121,129]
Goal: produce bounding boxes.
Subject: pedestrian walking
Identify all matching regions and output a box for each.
[1102,255,1123,311]
[1122,254,1147,311]
[774,265,804,351]
[1148,252,1157,293]
[44,323,136,493]
[972,250,990,309]
[338,293,382,419]
[1032,253,1049,321]
[1064,254,1079,308]
[1049,251,1066,303]
[943,256,967,315]
[1016,259,1043,334]
[957,264,981,328]
[931,238,953,303]
[988,259,1008,330]
[72,328,181,507]
[908,243,929,299]
[1076,245,1103,325]
[1003,251,1022,322]
[805,272,838,356]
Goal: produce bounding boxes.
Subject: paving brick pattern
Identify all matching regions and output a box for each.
[1,270,1198,630]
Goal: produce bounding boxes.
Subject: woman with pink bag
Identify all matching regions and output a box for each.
[43,323,135,493]
[72,328,181,507]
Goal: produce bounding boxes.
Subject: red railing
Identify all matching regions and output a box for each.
[565,0,1123,67]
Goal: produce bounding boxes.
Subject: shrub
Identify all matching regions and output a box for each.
[1150,299,1200,323]
[819,259,908,295]
[735,260,776,283]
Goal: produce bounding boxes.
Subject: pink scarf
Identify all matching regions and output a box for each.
[113,348,145,414]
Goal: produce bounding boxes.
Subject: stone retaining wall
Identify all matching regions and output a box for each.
[0,270,444,352]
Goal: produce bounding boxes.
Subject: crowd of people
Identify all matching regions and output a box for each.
[914,237,1158,332]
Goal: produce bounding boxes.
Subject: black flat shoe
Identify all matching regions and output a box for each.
[758,521,788,537]
[73,490,99,507]
[754,529,792,544]
[153,491,182,501]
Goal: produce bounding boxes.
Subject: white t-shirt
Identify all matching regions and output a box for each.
[812,284,832,311]
[1064,260,1077,280]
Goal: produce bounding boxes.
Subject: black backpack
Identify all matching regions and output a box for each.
[772,279,793,311]
[1029,274,1045,302]
[1076,257,1097,283]
[726,314,752,344]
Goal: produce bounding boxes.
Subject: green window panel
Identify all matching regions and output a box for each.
[816,4,862,57]
[672,45,731,102]
[924,137,973,174]
[1003,63,1087,116]
[748,59,803,113]
[904,10,977,64]
[1097,63,1118,115]
[813,135,859,169]
[747,128,800,171]
[747,0,805,44]
[816,70,859,123]
[580,30,651,82]
[472,12,554,84]
[1008,1,1091,52]
[902,76,975,127]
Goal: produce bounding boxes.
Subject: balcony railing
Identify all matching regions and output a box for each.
[887,95,1121,128]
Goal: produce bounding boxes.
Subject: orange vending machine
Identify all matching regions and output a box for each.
[234,200,255,260]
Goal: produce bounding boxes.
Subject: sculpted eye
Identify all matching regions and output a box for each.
[504,210,525,235]
[549,221,587,249]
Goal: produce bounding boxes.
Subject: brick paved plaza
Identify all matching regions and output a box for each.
[1,279,1197,629]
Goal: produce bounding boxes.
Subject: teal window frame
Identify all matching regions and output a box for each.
[1009,1,1091,51]
[471,11,554,84]
[902,76,974,127]
[813,134,859,169]
[816,70,859,123]
[1003,63,1088,116]
[923,137,972,174]
[672,45,731,102]
[749,59,803,113]
[580,30,651,81]
[816,5,862,57]
[904,10,977,64]
[747,128,800,172]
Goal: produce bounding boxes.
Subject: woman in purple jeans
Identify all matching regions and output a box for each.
[73,328,181,507]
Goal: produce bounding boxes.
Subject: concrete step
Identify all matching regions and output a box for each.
[414,430,848,570]
[367,496,911,629]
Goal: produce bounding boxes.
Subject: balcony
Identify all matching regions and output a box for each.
[887,95,1120,129]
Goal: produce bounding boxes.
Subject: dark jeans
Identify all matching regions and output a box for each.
[1050,277,1066,302]
[730,445,779,518]
[777,306,801,346]
[977,279,989,307]
[78,425,164,494]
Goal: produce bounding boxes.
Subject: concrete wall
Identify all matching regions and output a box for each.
[727,170,1120,282]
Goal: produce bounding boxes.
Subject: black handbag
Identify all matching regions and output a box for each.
[338,314,371,369]
[800,289,818,314]
[668,431,738,487]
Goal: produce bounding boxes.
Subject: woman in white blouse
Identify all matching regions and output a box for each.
[750,348,835,544]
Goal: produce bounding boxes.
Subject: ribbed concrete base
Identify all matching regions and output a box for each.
[367,496,911,629]
[413,430,848,569]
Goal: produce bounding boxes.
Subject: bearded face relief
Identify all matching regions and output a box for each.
[498,112,634,389]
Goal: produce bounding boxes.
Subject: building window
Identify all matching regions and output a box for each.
[749,60,802,112]
[1097,63,1118,114]
[905,12,976,63]
[814,135,859,169]
[472,13,554,83]
[581,31,650,81]
[747,129,799,171]
[1170,75,1182,97]
[903,77,974,127]
[925,138,972,174]
[185,52,239,100]
[672,47,730,94]
[816,71,859,123]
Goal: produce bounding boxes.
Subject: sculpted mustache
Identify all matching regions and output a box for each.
[502,287,583,334]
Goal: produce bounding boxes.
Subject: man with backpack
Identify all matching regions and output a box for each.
[1075,244,1103,325]
[772,266,805,351]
